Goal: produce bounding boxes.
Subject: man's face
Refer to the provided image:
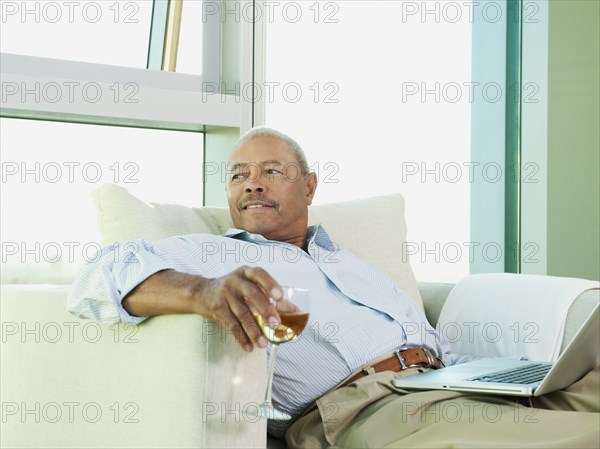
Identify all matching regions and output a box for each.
[226,136,317,244]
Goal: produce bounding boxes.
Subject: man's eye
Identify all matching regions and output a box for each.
[231,173,247,181]
[265,168,282,175]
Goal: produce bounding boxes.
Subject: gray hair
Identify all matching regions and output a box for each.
[233,127,310,175]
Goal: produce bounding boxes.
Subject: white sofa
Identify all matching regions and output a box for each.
[2,185,598,448]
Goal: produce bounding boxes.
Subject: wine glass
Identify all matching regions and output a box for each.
[249,286,310,420]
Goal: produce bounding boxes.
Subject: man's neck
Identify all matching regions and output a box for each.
[279,232,308,250]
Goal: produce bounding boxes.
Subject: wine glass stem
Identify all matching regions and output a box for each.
[264,343,279,404]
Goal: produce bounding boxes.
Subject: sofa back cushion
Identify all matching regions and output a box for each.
[93,184,423,309]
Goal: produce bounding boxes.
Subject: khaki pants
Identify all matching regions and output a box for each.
[286,366,600,448]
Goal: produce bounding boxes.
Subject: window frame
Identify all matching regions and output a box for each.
[1,1,265,207]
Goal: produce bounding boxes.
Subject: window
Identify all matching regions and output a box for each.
[1,0,154,68]
[1,0,251,283]
[0,117,203,283]
[264,0,473,282]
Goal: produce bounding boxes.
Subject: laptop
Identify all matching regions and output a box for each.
[392,304,599,396]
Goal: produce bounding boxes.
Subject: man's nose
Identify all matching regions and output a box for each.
[244,184,265,193]
[243,175,266,193]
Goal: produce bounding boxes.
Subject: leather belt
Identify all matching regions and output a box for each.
[339,347,443,388]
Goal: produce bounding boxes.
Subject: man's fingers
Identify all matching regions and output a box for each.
[238,267,282,325]
[219,301,268,352]
[196,267,283,351]
[222,314,251,351]
[241,266,283,301]
[218,276,270,351]
[227,292,268,349]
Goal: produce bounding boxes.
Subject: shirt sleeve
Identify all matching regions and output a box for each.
[66,239,184,324]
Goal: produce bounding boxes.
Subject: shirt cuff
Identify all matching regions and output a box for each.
[104,248,178,325]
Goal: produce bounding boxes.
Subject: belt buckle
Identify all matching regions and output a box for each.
[394,349,409,369]
[422,347,436,367]
[395,347,436,370]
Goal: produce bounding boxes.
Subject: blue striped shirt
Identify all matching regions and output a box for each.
[68,225,462,438]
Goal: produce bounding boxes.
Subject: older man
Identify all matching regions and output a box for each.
[69,127,599,448]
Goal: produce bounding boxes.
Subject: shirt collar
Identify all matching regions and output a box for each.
[224,228,253,238]
[224,224,335,249]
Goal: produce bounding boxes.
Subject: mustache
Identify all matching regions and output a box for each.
[238,194,278,210]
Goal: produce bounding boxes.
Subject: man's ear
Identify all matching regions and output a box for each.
[306,172,318,205]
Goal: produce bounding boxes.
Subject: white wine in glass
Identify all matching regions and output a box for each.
[253,310,310,344]
[249,286,310,420]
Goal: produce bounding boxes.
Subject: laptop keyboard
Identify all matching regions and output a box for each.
[470,363,552,385]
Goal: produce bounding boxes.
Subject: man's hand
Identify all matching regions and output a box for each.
[122,266,284,352]
[191,266,284,352]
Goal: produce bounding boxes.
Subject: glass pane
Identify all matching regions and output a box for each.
[176,0,204,75]
[0,118,203,283]
[265,0,472,282]
[0,0,153,68]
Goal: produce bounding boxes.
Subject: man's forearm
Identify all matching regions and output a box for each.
[69,238,284,350]
[122,269,206,318]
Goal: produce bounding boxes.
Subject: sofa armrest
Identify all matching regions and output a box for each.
[417,281,599,353]
[1,285,266,449]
